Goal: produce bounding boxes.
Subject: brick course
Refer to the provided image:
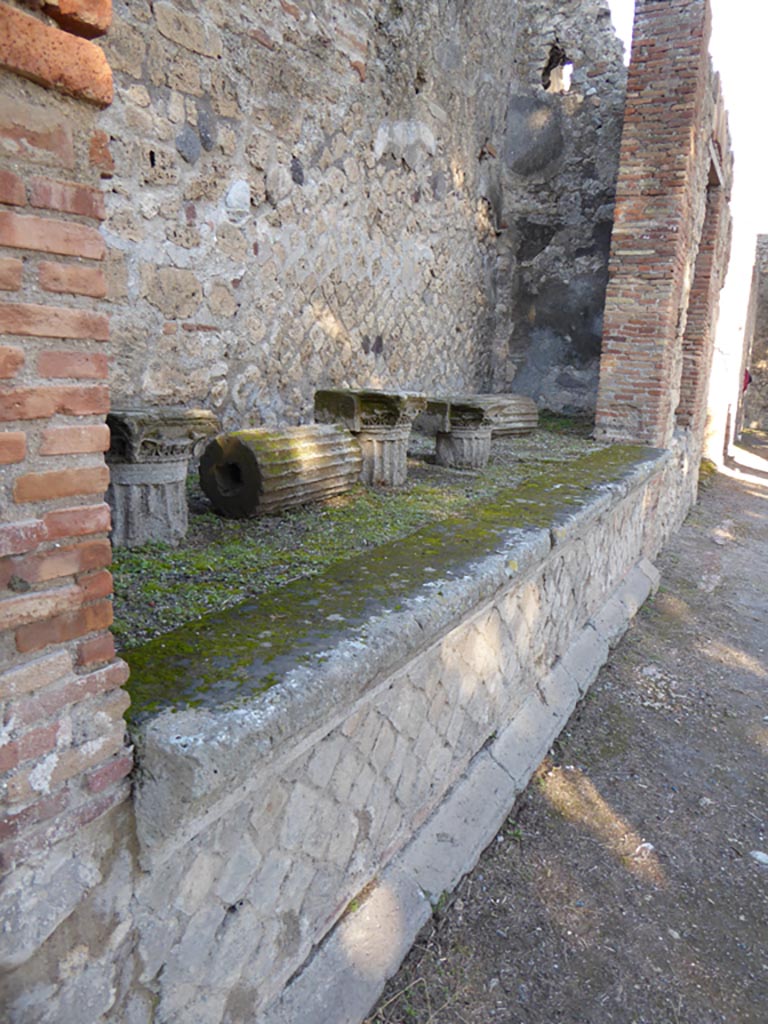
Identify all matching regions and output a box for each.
[0,431,26,464]
[15,596,114,653]
[0,169,25,207]
[13,463,111,502]
[0,256,22,290]
[30,177,106,220]
[38,261,107,298]
[0,384,110,421]
[37,350,109,380]
[0,210,105,259]
[0,95,76,169]
[40,423,111,454]
[0,3,113,107]
[0,301,109,340]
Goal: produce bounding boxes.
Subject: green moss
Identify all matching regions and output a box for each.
[123,442,655,722]
[698,457,717,490]
[537,410,595,437]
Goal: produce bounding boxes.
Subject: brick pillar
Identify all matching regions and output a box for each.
[0,2,132,878]
[595,0,712,447]
[675,184,730,439]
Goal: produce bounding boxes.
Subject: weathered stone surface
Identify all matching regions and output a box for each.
[100,0,627,425]
[261,866,431,1024]
[154,2,223,57]
[142,266,202,318]
[435,426,492,469]
[398,752,515,899]
[199,424,362,516]
[315,389,427,486]
[106,407,219,546]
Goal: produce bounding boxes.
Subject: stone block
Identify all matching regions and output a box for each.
[435,426,492,469]
[314,389,426,487]
[398,752,516,900]
[558,622,609,697]
[355,424,411,486]
[490,690,556,789]
[260,865,431,1024]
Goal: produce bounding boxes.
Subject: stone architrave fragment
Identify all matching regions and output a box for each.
[314,389,427,486]
[456,394,539,436]
[107,407,219,546]
[199,424,362,517]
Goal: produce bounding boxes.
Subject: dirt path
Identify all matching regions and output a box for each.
[367,445,768,1024]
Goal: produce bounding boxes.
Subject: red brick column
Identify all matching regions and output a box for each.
[0,1,132,873]
[675,184,730,438]
[595,0,712,447]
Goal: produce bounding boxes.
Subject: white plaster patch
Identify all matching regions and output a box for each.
[28,753,58,795]
[0,715,16,747]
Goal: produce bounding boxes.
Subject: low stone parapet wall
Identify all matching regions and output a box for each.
[1,437,699,1023]
[124,440,691,1023]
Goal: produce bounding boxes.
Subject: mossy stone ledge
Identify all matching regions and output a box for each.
[125,443,660,723]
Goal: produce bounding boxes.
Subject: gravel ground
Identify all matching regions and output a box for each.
[112,416,600,648]
[366,437,768,1024]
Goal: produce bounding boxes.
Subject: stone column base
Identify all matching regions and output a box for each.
[356,424,412,486]
[435,426,492,469]
[107,460,189,547]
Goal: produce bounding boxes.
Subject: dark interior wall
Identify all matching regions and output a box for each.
[491,2,626,412]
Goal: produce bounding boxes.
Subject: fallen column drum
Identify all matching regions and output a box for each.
[199,424,362,517]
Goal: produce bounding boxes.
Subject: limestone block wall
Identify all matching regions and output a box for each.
[0,437,699,1023]
[742,235,768,431]
[98,0,626,427]
[595,0,733,449]
[128,449,686,1024]
[153,443,694,1024]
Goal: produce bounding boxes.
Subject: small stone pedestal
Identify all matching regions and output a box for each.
[107,407,219,547]
[435,425,493,469]
[314,389,426,486]
[355,423,412,486]
[424,398,493,469]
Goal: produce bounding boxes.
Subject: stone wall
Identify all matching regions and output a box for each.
[0,438,699,1023]
[99,0,625,427]
[595,0,733,449]
[0,1,736,1021]
[742,235,768,431]
[489,5,626,412]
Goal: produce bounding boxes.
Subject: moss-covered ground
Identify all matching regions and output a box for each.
[112,415,601,652]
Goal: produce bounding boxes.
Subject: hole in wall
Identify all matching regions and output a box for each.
[542,39,573,93]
